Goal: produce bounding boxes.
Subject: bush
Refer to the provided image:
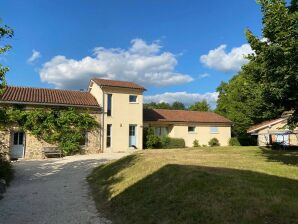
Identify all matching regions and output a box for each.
[229,137,241,146]
[163,138,185,149]
[193,139,200,147]
[271,142,283,150]
[0,153,13,184]
[208,138,220,147]
[145,128,161,149]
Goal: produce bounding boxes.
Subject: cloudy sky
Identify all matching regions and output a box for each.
[1,0,262,106]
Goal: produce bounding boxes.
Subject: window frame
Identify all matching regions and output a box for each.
[129,95,138,103]
[107,94,112,116]
[210,127,219,134]
[188,126,196,133]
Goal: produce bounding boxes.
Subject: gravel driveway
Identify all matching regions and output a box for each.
[0,153,128,224]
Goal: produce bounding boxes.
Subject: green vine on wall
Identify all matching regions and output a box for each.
[1,107,99,155]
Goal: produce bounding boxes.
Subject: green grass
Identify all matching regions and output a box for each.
[88,147,298,224]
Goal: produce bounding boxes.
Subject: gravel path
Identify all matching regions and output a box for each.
[0,153,128,224]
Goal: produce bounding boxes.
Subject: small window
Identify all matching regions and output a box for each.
[106,124,112,148]
[210,127,219,134]
[107,94,112,116]
[129,95,137,103]
[188,126,195,133]
[155,127,168,136]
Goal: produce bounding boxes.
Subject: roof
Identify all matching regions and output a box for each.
[0,86,99,108]
[92,78,146,91]
[143,109,232,124]
[247,118,286,133]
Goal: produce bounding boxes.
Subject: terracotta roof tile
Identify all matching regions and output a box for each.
[0,86,99,108]
[143,109,232,124]
[92,78,146,90]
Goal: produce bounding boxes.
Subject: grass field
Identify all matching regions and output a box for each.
[88,147,298,224]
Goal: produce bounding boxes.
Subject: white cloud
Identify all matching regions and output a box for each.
[144,91,219,107]
[198,73,210,79]
[27,50,41,63]
[40,39,193,89]
[200,44,253,72]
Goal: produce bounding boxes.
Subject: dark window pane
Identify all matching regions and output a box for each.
[106,124,112,147]
[79,132,87,146]
[188,126,195,132]
[13,133,18,145]
[18,132,24,145]
[129,95,137,103]
[107,94,112,116]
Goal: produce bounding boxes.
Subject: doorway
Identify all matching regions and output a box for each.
[11,132,25,159]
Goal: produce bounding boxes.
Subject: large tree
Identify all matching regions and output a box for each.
[245,0,298,128]
[189,100,211,112]
[0,20,14,94]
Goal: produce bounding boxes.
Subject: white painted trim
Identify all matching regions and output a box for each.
[247,118,287,133]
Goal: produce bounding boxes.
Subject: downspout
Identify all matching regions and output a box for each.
[102,90,105,153]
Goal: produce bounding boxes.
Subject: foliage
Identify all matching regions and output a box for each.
[189,100,211,111]
[229,137,241,146]
[0,20,14,94]
[193,139,200,147]
[245,0,298,128]
[208,138,220,147]
[0,152,13,183]
[145,128,161,149]
[171,101,185,110]
[161,136,185,149]
[216,73,283,138]
[144,102,172,110]
[2,107,98,155]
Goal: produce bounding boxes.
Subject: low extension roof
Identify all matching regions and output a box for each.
[0,86,99,108]
[247,118,286,133]
[92,78,146,91]
[143,109,232,124]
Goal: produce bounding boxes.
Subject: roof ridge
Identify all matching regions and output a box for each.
[6,85,89,93]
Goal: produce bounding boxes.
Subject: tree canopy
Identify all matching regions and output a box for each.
[189,100,211,112]
[0,20,13,94]
[245,0,298,128]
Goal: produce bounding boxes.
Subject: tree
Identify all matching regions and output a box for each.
[0,20,14,94]
[144,102,172,110]
[171,101,185,110]
[215,71,283,139]
[189,100,211,111]
[245,0,298,128]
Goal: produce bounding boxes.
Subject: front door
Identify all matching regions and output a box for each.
[11,132,25,159]
[129,125,137,148]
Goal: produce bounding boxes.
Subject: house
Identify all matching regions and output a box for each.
[0,78,232,159]
[144,109,232,147]
[247,112,298,146]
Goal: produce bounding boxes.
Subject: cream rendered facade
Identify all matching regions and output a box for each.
[88,80,144,152]
[144,122,231,147]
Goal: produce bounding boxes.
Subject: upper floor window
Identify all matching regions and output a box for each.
[129,95,137,103]
[210,127,219,134]
[107,94,112,116]
[188,126,196,133]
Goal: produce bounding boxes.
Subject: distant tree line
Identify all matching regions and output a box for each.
[144,100,211,112]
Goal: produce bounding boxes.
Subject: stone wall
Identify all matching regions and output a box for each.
[0,130,10,160]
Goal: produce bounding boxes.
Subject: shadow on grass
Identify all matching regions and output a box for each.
[260,147,298,166]
[89,155,298,224]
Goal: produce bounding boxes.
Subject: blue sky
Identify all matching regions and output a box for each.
[0,0,263,106]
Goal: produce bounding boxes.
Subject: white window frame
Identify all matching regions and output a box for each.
[210,127,219,134]
[129,95,138,103]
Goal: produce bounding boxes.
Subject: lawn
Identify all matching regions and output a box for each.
[88,147,298,224]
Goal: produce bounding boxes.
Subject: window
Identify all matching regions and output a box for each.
[106,124,112,147]
[210,127,219,134]
[129,95,137,103]
[155,127,168,136]
[13,132,24,145]
[107,94,112,116]
[79,132,88,146]
[188,126,195,133]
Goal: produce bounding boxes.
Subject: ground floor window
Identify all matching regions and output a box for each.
[106,124,112,148]
[155,127,168,136]
[210,127,219,134]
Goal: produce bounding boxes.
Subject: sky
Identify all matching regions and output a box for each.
[0,0,263,107]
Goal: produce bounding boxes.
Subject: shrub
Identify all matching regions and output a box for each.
[208,138,220,147]
[163,138,185,149]
[271,142,283,150]
[160,136,171,148]
[193,139,200,147]
[229,137,241,146]
[145,128,161,149]
[0,153,13,184]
